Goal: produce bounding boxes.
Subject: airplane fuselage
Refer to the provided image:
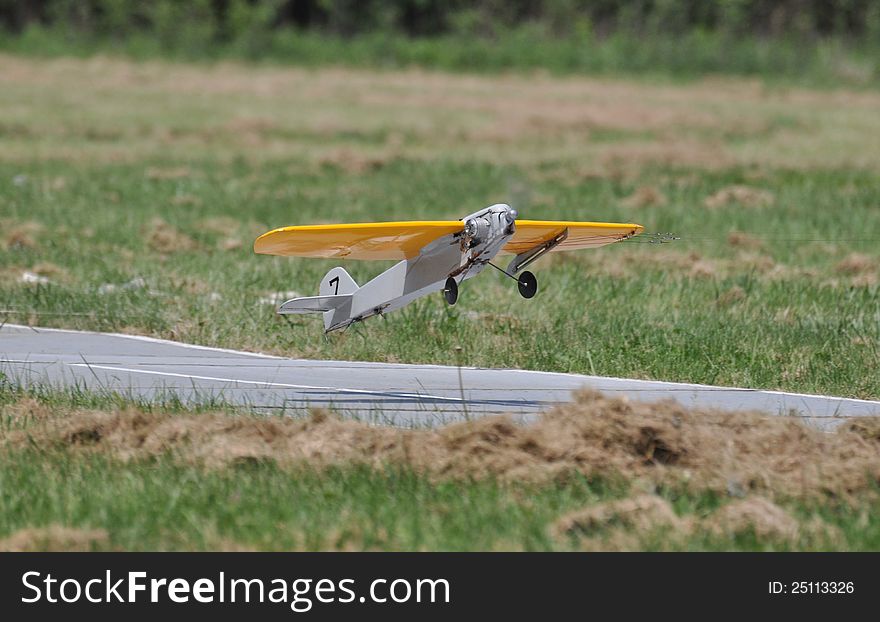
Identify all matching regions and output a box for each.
[322,204,517,331]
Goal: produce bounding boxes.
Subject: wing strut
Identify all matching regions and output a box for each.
[506,229,568,274]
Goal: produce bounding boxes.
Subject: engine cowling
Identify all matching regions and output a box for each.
[464,216,491,246]
[463,204,517,248]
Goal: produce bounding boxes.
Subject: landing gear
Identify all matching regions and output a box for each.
[517,271,538,299]
[487,262,539,299]
[443,277,459,305]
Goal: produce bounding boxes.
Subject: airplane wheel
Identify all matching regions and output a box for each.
[443,277,459,305]
[517,271,537,299]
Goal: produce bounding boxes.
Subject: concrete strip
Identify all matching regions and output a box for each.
[2,324,878,429]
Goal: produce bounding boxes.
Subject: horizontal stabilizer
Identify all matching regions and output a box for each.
[278,294,352,315]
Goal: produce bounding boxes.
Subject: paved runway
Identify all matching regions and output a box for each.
[2,323,879,429]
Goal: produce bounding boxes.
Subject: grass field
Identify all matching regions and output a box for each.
[1,54,879,550]
[2,387,879,551]
[2,55,879,397]
[4,26,879,89]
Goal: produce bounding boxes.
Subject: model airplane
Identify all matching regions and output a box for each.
[254,204,642,332]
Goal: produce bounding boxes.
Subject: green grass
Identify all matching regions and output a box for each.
[3,159,879,398]
[1,447,877,551]
[1,383,878,551]
[1,55,879,551]
[2,26,879,88]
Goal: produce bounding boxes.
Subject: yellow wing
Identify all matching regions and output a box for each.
[254,219,643,261]
[504,220,642,254]
[254,221,462,260]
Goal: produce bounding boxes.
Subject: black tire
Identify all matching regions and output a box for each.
[443,277,459,305]
[517,271,538,299]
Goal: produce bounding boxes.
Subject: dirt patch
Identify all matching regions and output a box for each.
[629,249,715,276]
[224,116,279,136]
[29,262,70,283]
[716,285,747,307]
[166,274,209,295]
[553,495,685,538]
[146,218,198,254]
[569,246,784,282]
[736,251,778,273]
[0,264,26,285]
[608,249,723,279]
[727,231,765,250]
[705,498,799,540]
[170,194,202,207]
[554,494,832,549]
[2,219,43,251]
[200,216,242,235]
[0,525,109,552]
[145,166,192,181]
[689,258,719,278]
[551,494,695,551]
[704,185,774,209]
[4,55,880,169]
[601,141,734,172]
[835,253,876,275]
[195,217,246,251]
[218,237,243,251]
[834,253,879,286]
[4,391,880,502]
[621,186,667,209]
[850,273,879,287]
[318,148,394,174]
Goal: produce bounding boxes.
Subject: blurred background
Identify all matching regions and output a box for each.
[1,0,878,84]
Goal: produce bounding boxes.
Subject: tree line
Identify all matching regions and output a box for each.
[1,0,878,41]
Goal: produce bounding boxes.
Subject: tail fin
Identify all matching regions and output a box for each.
[278,294,352,314]
[277,267,357,318]
[320,267,358,331]
[276,268,359,331]
[320,267,358,297]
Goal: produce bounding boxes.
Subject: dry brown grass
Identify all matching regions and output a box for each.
[704,497,799,540]
[833,253,879,287]
[196,217,246,251]
[146,218,198,254]
[3,55,880,170]
[317,148,396,174]
[199,216,242,235]
[170,194,203,207]
[727,231,766,250]
[835,252,877,275]
[2,219,43,251]
[145,166,192,180]
[0,265,25,285]
[704,185,774,209]
[0,525,109,552]
[843,417,880,443]
[3,397,53,423]
[4,391,879,503]
[553,494,686,538]
[716,285,747,307]
[551,494,832,550]
[601,141,735,173]
[29,261,70,282]
[621,185,667,209]
[551,245,798,283]
[218,237,243,251]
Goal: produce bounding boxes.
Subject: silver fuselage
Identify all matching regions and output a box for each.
[322,204,517,331]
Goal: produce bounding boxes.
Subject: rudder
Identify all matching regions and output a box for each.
[320,267,358,297]
[320,267,358,332]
